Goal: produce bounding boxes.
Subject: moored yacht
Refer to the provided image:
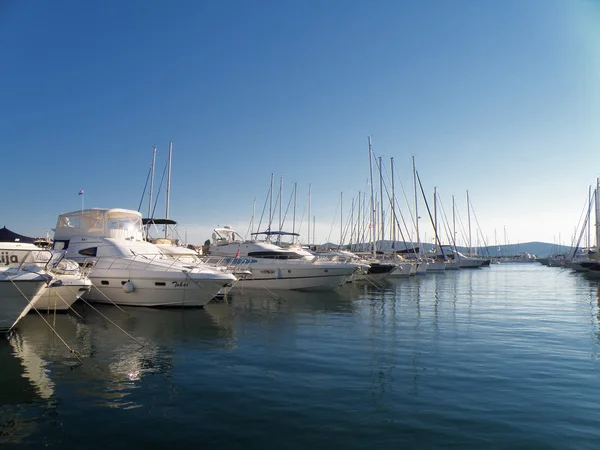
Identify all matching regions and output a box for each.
[52,209,236,307]
[437,245,484,269]
[348,252,396,281]
[0,242,91,311]
[206,227,360,291]
[388,259,413,278]
[425,257,447,272]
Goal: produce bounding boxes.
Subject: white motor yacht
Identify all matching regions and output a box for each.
[206,227,360,291]
[0,242,91,311]
[52,209,236,307]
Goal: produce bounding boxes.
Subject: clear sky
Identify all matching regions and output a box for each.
[1,0,600,248]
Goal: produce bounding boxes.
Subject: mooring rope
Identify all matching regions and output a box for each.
[8,276,83,364]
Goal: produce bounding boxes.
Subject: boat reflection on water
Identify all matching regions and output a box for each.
[4,303,237,411]
[225,287,358,316]
[0,336,54,446]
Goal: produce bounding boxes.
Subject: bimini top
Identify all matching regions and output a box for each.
[250,230,300,237]
[142,218,177,225]
[53,208,144,241]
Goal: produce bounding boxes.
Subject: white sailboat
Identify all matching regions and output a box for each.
[576,179,600,277]
[413,158,445,272]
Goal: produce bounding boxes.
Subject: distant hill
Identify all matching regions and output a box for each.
[321,241,573,258]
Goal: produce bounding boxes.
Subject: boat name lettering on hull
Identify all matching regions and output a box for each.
[171,281,189,288]
[1,252,19,266]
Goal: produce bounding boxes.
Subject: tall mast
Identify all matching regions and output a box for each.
[350,197,355,248]
[251,197,256,235]
[293,182,297,241]
[378,156,384,248]
[308,183,311,246]
[412,156,420,251]
[269,173,274,232]
[165,141,172,238]
[340,191,343,247]
[416,171,444,258]
[356,191,362,250]
[391,157,396,254]
[278,176,283,232]
[434,187,438,247]
[588,184,592,250]
[148,146,156,219]
[494,227,498,258]
[467,190,472,255]
[368,136,376,258]
[595,178,600,252]
[452,195,456,247]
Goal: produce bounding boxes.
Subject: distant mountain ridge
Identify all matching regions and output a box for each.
[321,241,574,258]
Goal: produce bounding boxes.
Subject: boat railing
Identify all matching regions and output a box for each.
[201,256,253,273]
[83,253,234,274]
[312,254,361,264]
[5,248,55,273]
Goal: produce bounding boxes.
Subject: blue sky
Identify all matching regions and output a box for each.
[1,0,600,247]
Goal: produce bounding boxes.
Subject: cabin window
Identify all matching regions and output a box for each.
[53,240,69,250]
[58,216,81,228]
[247,251,304,260]
[155,282,166,286]
[78,247,97,257]
[101,280,109,285]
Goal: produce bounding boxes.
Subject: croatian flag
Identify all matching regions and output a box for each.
[78,189,84,195]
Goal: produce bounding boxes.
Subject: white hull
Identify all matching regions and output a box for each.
[427,261,447,272]
[85,270,231,307]
[353,272,391,282]
[33,276,92,312]
[228,265,355,292]
[388,263,412,278]
[0,278,46,332]
[445,261,460,270]
[415,262,428,275]
[458,258,482,268]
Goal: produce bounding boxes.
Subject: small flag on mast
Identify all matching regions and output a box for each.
[78,189,84,195]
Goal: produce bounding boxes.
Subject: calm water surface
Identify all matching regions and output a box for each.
[2,264,600,449]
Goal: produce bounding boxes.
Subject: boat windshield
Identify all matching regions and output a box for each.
[213,228,242,245]
[107,213,143,241]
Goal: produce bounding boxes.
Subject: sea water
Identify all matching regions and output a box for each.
[1,263,600,449]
